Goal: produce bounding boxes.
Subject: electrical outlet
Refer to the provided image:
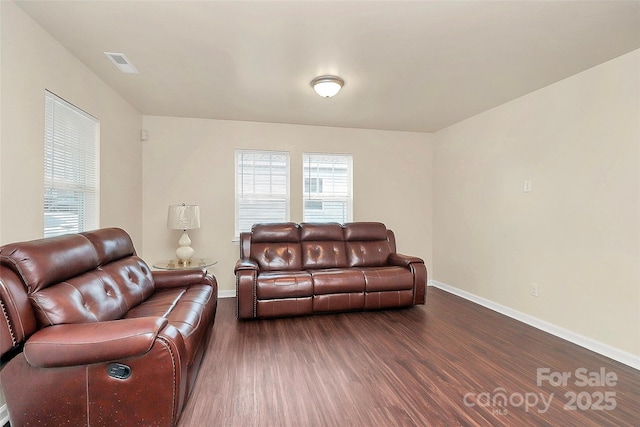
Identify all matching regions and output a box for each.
[524,180,532,192]
[530,283,539,297]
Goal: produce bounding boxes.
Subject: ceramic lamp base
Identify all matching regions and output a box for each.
[176,230,194,265]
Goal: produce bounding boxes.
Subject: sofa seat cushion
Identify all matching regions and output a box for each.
[310,269,365,294]
[124,284,214,365]
[360,267,414,292]
[256,271,313,299]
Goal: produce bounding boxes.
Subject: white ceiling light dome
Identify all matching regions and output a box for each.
[311,75,344,98]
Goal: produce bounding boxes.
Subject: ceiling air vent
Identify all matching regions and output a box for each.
[104,52,139,74]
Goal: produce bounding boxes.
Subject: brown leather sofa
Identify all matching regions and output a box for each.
[235,222,426,319]
[0,228,217,426]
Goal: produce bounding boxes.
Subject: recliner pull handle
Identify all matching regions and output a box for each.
[107,363,132,380]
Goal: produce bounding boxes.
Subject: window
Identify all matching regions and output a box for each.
[44,91,99,238]
[235,150,289,235]
[303,153,352,223]
[304,177,323,194]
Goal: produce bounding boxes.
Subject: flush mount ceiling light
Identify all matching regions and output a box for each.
[311,75,344,98]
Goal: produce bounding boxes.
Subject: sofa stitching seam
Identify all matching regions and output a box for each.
[0,297,17,346]
[157,336,178,425]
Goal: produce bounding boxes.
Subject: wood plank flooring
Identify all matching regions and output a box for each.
[178,287,640,426]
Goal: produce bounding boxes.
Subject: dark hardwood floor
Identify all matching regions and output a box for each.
[178,287,640,426]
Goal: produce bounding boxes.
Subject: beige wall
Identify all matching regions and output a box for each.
[1,5,637,419]
[0,1,143,246]
[141,116,433,293]
[433,50,640,356]
[0,2,143,412]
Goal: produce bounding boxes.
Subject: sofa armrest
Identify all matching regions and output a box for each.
[388,253,424,268]
[152,269,213,289]
[234,258,258,273]
[23,317,168,368]
[235,259,258,319]
[389,253,427,305]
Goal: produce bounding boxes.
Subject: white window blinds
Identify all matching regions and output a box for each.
[303,153,352,223]
[44,91,99,238]
[235,150,289,235]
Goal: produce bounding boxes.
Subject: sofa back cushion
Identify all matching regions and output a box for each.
[300,223,348,269]
[344,222,392,267]
[0,234,100,294]
[250,223,302,271]
[0,228,155,327]
[82,227,137,265]
[29,257,154,326]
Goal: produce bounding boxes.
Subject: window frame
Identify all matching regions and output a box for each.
[44,90,100,238]
[302,152,353,224]
[235,149,290,236]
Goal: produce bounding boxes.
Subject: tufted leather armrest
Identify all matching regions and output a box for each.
[24,317,168,368]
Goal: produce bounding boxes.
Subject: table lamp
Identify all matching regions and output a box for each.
[167,203,200,266]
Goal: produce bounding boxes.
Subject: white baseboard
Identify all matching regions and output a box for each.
[428,280,640,370]
[0,403,8,426]
[218,289,236,299]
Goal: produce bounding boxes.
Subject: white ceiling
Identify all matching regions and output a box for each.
[15,0,640,133]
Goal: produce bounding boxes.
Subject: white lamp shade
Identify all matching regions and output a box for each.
[311,76,344,97]
[167,204,200,230]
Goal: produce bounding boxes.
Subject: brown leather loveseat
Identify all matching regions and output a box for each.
[0,228,217,426]
[235,222,426,319]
